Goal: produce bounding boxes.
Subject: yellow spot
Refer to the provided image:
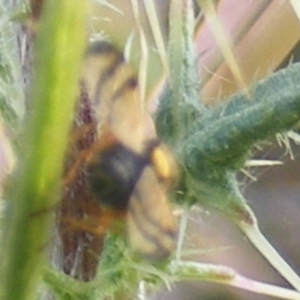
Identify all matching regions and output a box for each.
[151,145,177,187]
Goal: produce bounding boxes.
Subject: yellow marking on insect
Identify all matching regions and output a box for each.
[151,144,177,187]
[127,166,177,260]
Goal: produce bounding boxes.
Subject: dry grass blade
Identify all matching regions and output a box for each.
[195,0,300,104]
[196,0,250,100]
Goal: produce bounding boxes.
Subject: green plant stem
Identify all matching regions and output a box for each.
[157,29,300,294]
[158,60,300,225]
[170,261,300,300]
[43,267,93,300]
[1,1,87,300]
[243,223,300,292]
[180,62,300,176]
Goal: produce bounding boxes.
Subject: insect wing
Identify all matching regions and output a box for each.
[82,42,145,153]
[127,164,177,260]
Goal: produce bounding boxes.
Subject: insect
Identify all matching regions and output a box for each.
[58,41,178,280]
